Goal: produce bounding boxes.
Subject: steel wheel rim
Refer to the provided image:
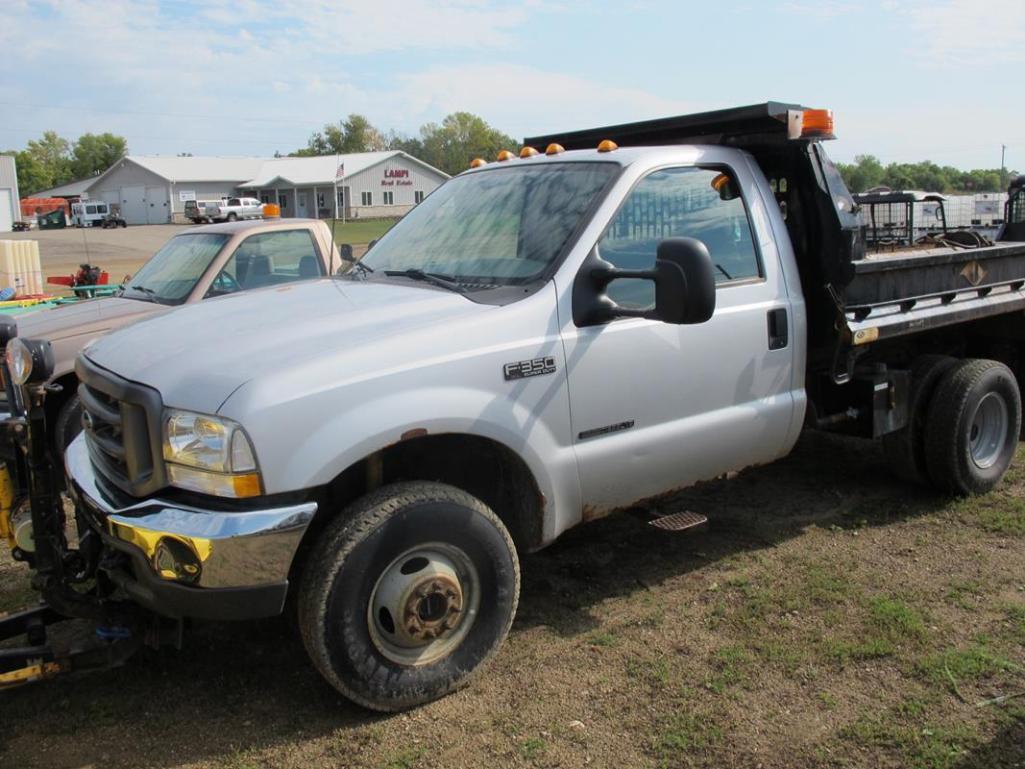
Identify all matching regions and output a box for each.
[969,391,1009,469]
[367,543,480,666]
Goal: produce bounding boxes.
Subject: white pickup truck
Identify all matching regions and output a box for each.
[6,102,1025,710]
[184,197,263,223]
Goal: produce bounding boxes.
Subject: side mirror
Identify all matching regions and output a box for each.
[572,237,716,327]
[339,243,354,262]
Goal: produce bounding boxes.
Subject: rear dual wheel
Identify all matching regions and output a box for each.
[924,359,1020,495]
[298,481,519,712]
[887,356,1021,495]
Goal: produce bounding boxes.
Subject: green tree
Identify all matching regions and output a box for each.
[292,114,387,156]
[837,154,885,193]
[26,130,72,187]
[70,132,127,179]
[416,112,517,175]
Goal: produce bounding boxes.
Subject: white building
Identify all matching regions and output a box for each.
[68,152,447,225]
[0,155,21,233]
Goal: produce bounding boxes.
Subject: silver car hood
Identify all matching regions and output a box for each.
[82,278,490,413]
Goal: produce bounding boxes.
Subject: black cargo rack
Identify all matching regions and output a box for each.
[525,101,811,150]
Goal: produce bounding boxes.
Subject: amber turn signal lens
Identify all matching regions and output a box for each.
[801,109,835,139]
[496,150,515,162]
[519,146,539,158]
[469,157,487,168]
[711,173,730,191]
[597,139,618,152]
[545,143,565,155]
[262,203,281,218]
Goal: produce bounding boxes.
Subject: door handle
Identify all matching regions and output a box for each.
[767,308,788,350]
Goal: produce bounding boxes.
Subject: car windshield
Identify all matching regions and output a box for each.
[122,233,229,305]
[359,162,618,286]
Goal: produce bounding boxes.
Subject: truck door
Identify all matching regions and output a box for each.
[561,163,799,514]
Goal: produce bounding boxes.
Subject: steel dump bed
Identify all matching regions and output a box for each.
[845,241,1025,343]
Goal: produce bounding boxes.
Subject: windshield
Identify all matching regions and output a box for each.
[123,233,229,305]
[359,162,618,286]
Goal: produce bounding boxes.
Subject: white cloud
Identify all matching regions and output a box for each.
[389,64,701,140]
[900,0,1025,66]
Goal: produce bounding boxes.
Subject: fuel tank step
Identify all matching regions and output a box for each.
[648,510,708,532]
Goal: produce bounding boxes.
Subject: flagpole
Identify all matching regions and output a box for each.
[331,153,339,273]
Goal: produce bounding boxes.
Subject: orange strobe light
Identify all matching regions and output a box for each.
[801,109,835,139]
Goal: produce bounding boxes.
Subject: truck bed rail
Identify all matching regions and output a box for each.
[843,240,1025,345]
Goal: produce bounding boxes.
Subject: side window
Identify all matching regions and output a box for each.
[599,166,761,309]
[228,198,241,206]
[207,229,323,297]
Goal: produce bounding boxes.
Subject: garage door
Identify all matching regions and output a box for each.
[145,185,168,224]
[0,189,11,232]
[120,185,148,224]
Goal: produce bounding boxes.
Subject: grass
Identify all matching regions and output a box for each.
[655,712,724,766]
[840,713,978,769]
[520,736,546,760]
[329,218,399,245]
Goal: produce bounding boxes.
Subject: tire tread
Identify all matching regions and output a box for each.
[297,481,519,712]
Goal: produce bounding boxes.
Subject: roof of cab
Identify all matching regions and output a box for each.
[176,218,324,235]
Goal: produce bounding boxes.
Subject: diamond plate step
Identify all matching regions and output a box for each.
[647,510,708,532]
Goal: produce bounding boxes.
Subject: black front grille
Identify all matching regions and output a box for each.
[76,355,166,497]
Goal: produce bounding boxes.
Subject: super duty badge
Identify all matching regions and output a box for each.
[503,356,557,381]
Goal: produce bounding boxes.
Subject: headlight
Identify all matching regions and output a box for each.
[5,337,55,385]
[162,409,262,498]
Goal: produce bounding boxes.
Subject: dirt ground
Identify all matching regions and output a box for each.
[1,431,1023,769]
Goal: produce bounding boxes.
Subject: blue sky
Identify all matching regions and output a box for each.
[0,0,1019,170]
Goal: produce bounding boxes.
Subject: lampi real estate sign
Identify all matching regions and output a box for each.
[381,168,413,187]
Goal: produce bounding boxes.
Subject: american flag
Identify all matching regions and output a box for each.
[335,163,345,181]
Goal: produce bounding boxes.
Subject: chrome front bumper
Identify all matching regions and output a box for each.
[65,434,316,592]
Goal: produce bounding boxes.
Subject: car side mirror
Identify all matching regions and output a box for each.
[572,237,716,327]
[339,243,354,262]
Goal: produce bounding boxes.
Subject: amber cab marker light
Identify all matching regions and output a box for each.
[519,146,540,158]
[545,143,565,156]
[801,109,835,139]
[469,157,487,169]
[597,139,619,153]
[496,150,515,162]
[711,173,730,192]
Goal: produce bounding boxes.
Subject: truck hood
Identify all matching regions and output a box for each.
[16,296,166,343]
[82,278,491,413]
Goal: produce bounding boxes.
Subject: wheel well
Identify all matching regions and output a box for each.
[291,434,546,585]
[44,372,79,439]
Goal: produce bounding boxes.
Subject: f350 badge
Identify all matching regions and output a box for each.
[503,356,557,381]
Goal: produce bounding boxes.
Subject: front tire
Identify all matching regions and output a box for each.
[54,394,83,452]
[298,481,519,711]
[924,359,1021,495]
[226,213,238,222]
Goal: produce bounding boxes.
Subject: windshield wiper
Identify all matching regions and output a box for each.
[351,259,374,275]
[124,285,159,301]
[383,268,466,294]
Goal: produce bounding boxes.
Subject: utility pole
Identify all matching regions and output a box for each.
[1002,144,1007,189]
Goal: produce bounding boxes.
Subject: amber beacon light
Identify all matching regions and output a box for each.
[799,109,835,140]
